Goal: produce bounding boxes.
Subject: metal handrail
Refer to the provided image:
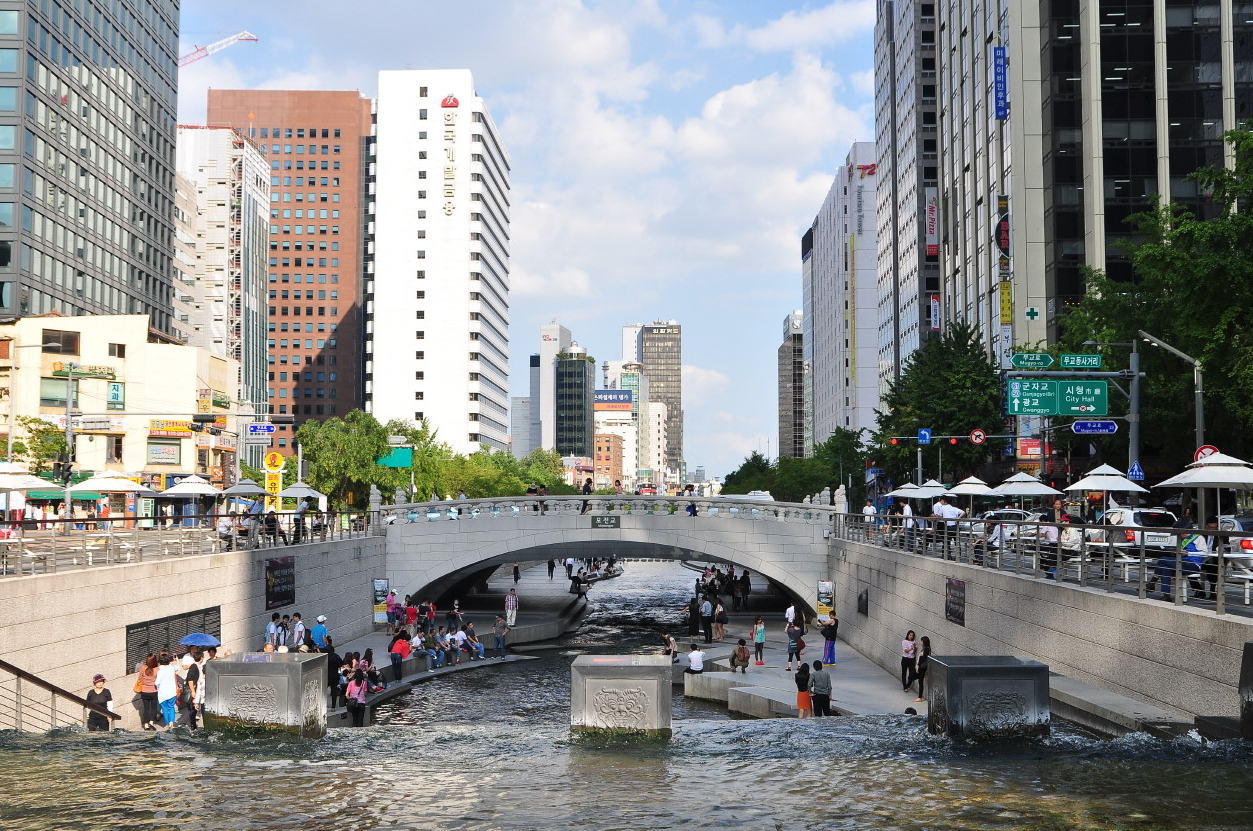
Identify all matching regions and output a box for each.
[0,656,118,731]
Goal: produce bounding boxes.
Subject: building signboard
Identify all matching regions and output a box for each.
[52,362,115,379]
[594,390,633,411]
[993,46,1008,119]
[149,419,194,438]
[924,187,939,255]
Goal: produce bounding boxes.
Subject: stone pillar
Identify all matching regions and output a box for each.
[203,652,329,739]
[927,656,1050,740]
[570,655,672,736]
[369,484,382,534]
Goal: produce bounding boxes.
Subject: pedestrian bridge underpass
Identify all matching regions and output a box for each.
[382,495,835,607]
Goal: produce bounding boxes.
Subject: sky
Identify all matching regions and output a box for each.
[177,0,877,479]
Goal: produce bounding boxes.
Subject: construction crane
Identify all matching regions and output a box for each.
[179,31,259,68]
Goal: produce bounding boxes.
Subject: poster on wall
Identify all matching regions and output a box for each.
[265,557,296,610]
[816,580,834,619]
[945,577,966,626]
[373,578,390,623]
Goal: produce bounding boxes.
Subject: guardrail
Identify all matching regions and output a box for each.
[0,656,119,732]
[832,511,1253,618]
[383,495,836,524]
[0,510,379,578]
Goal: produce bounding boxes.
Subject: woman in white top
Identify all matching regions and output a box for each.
[901,630,917,692]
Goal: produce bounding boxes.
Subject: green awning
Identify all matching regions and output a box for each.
[27,490,102,500]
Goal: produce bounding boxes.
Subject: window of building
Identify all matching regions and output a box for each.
[42,329,79,354]
[107,343,125,358]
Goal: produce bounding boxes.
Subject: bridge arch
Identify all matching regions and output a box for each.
[383,496,834,612]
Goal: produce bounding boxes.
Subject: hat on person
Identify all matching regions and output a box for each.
[92,673,106,683]
[316,615,327,623]
[180,654,194,667]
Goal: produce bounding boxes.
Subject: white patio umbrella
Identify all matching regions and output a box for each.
[883,482,920,499]
[990,472,1062,510]
[221,478,267,497]
[0,472,56,491]
[69,476,155,494]
[948,475,994,515]
[1155,452,1253,522]
[159,474,222,497]
[278,481,325,500]
[1065,463,1149,494]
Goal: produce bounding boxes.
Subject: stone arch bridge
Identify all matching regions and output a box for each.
[383,495,836,610]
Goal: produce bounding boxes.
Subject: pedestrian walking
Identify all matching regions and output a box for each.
[785,622,804,671]
[809,660,833,716]
[565,557,576,579]
[713,599,728,641]
[85,674,113,731]
[795,662,812,717]
[512,563,521,584]
[821,613,839,665]
[752,616,767,665]
[900,630,917,691]
[547,559,556,580]
[504,587,519,626]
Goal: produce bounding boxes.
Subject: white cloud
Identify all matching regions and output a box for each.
[734,1,877,52]
[511,265,594,298]
[682,364,731,399]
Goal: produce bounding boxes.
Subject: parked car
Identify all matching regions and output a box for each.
[1216,516,1253,571]
[1089,507,1178,550]
[962,509,1044,540]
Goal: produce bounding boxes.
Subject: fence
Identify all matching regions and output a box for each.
[0,657,119,732]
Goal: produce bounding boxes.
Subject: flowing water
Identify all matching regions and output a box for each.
[3,562,1253,831]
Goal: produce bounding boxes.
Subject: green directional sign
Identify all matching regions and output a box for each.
[1006,379,1058,415]
[1058,380,1108,415]
[1060,353,1103,369]
[1011,353,1054,369]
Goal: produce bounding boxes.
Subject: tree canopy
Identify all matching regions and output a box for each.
[721,428,869,504]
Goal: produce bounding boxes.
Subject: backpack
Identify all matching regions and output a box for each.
[796,637,806,652]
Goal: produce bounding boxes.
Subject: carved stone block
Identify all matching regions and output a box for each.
[926,655,1050,740]
[571,655,671,735]
[203,652,328,738]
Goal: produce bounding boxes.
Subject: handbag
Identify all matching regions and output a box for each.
[133,675,144,694]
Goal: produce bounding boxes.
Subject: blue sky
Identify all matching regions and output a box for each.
[178,0,876,478]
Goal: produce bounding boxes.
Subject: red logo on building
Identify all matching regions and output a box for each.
[441,94,459,108]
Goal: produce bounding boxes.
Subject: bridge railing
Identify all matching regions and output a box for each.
[382,495,840,525]
[829,510,1253,618]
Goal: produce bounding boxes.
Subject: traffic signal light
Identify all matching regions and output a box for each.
[890,438,899,445]
[52,454,72,483]
[949,438,958,445]
[191,413,216,423]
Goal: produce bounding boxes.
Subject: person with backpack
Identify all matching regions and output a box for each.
[732,639,752,674]
[345,669,368,727]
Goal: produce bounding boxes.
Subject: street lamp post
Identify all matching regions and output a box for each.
[1137,330,1203,450]
[62,361,78,535]
[1083,339,1142,505]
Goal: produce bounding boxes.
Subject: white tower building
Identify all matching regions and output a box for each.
[367,69,512,453]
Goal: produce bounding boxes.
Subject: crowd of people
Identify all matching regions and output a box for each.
[128,643,233,731]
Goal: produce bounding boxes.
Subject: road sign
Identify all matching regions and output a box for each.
[263,451,286,472]
[1194,444,1220,462]
[247,423,276,434]
[1060,353,1103,369]
[1071,420,1119,435]
[244,437,274,445]
[1011,352,1054,369]
[1006,379,1058,415]
[265,471,282,510]
[1024,306,1042,321]
[969,429,987,445]
[917,428,932,445]
[1127,461,1145,481]
[1057,380,1108,415]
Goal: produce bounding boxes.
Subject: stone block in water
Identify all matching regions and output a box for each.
[570,655,671,735]
[204,652,328,739]
[927,655,1050,740]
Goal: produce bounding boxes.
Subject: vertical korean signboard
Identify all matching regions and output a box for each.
[993,46,1008,119]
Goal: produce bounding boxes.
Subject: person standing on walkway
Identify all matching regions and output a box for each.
[311,615,329,650]
[136,654,160,730]
[901,630,917,691]
[820,614,839,665]
[565,557,576,579]
[504,588,519,626]
[739,570,752,609]
[752,616,767,665]
[911,635,932,702]
[512,563,521,584]
[85,674,113,731]
[784,602,796,633]
[712,598,728,641]
[700,595,714,644]
[809,660,833,716]
[547,559,556,580]
[154,652,179,729]
[785,621,804,671]
[794,662,812,717]
[862,499,878,539]
[492,615,511,659]
[686,597,701,638]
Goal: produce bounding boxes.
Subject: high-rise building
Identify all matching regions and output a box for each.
[510,396,532,458]
[554,342,594,457]
[533,321,572,451]
[171,174,199,345]
[778,310,805,459]
[624,321,682,475]
[3,0,180,331]
[366,70,511,454]
[174,127,270,419]
[874,0,940,393]
[617,361,650,478]
[643,400,668,484]
[207,89,372,451]
[804,144,880,442]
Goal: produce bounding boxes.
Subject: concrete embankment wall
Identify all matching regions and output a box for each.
[0,537,386,728]
[830,538,1253,720]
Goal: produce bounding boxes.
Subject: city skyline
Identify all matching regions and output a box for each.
[177,0,877,478]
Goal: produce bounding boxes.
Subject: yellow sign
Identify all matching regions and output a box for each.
[999,280,1013,324]
[265,472,282,511]
[263,451,285,472]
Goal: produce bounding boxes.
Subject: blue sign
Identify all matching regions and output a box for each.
[918,428,932,445]
[1071,421,1118,435]
[594,389,633,410]
[993,46,1008,119]
[1127,461,1145,481]
[247,423,276,434]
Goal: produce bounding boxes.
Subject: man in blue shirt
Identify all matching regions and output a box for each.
[311,615,329,650]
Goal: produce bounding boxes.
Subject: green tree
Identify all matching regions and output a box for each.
[295,410,392,508]
[14,415,66,474]
[873,322,1006,484]
[1063,126,1253,465]
[722,451,776,495]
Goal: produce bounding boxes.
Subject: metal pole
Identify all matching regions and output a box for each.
[1194,362,1205,450]
[62,364,74,536]
[1128,341,1141,507]
[916,444,922,485]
